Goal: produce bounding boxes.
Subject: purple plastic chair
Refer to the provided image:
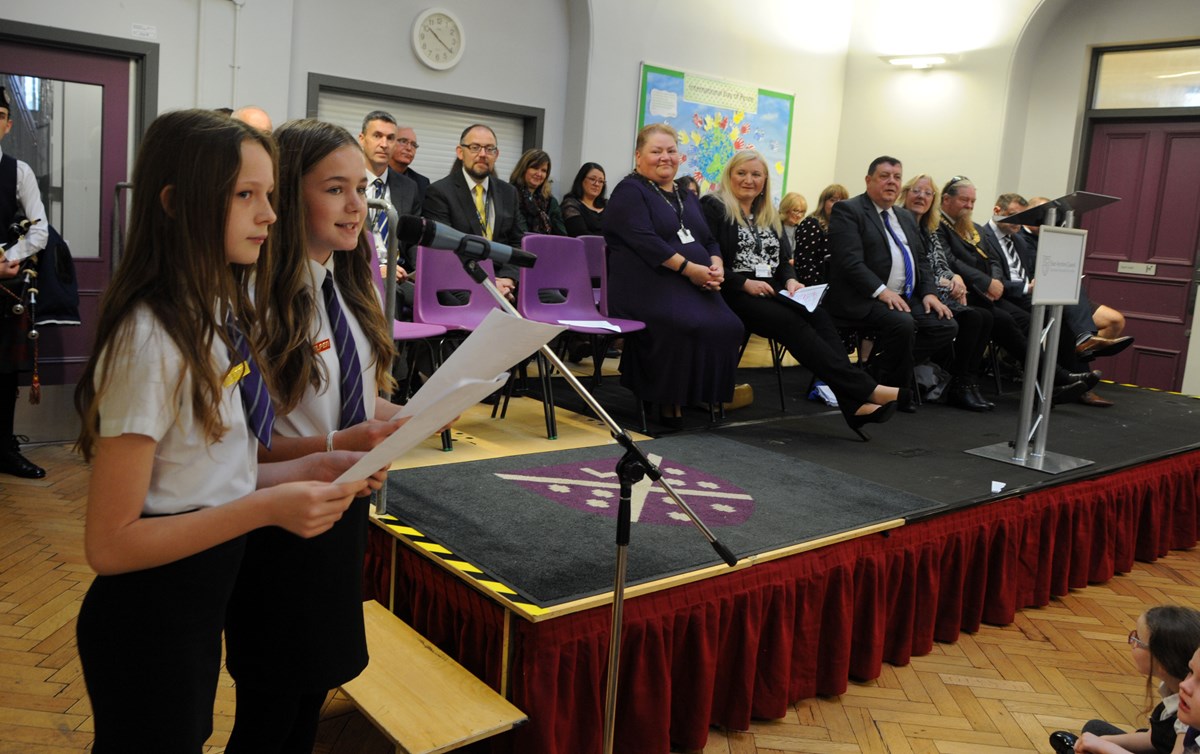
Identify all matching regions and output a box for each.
[370,249,452,450]
[412,245,557,439]
[518,235,647,430]
[579,234,607,314]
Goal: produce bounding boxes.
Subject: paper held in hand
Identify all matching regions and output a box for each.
[333,309,566,483]
[777,283,827,312]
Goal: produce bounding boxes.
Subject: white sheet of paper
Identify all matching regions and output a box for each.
[334,309,565,483]
[558,319,622,332]
[778,283,827,312]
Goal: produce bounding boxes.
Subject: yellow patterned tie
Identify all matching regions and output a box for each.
[473,184,492,239]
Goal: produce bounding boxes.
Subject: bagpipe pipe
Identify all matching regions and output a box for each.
[2,214,82,404]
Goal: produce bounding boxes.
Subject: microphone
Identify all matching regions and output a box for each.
[396,215,537,268]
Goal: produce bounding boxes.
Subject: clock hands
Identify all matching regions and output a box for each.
[428,27,454,52]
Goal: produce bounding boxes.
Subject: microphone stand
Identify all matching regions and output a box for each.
[449,234,738,754]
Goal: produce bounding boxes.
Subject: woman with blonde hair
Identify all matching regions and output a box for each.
[699,150,903,440]
[778,191,807,260]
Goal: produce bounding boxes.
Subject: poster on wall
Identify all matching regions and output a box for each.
[637,63,795,205]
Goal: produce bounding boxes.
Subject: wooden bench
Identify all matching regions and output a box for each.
[341,600,526,754]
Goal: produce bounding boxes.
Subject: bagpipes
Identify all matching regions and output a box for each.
[2,215,82,404]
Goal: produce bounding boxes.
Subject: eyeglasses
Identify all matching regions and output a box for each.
[908,188,935,198]
[1128,629,1149,650]
[584,176,605,185]
[397,137,419,150]
[460,143,498,156]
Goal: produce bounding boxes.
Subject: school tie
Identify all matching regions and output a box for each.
[881,210,914,298]
[472,183,492,239]
[321,271,367,430]
[372,178,389,247]
[1002,235,1026,282]
[226,318,275,449]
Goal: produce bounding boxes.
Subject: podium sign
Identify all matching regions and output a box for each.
[1031,226,1086,306]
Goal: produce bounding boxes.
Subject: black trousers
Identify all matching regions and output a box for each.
[225,685,327,754]
[77,536,245,754]
[946,305,993,379]
[726,290,877,412]
[843,297,959,391]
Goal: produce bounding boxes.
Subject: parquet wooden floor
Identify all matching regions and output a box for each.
[4,438,1199,753]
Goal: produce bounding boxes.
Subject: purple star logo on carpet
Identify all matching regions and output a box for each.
[495,452,754,526]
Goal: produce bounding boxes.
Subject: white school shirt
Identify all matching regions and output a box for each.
[271,256,379,439]
[95,304,257,515]
[1,145,49,263]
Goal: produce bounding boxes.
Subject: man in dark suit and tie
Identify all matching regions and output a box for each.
[826,156,958,412]
[422,123,521,300]
[359,110,420,280]
[389,126,429,204]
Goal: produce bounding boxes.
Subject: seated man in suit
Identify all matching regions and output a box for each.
[389,126,429,204]
[360,110,421,316]
[986,193,1133,407]
[422,123,520,301]
[826,156,958,412]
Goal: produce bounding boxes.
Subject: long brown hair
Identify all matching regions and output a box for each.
[75,109,277,460]
[262,118,395,414]
[810,183,849,231]
[510,148,553,200]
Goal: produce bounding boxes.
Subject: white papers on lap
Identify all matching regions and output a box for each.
[334,309,565,483]
[778,283,827,312]
[558,319,622,332]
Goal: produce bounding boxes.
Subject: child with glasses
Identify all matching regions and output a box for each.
[1051,605,1200,754]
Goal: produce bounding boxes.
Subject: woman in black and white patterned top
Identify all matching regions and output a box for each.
[700,150,905,440]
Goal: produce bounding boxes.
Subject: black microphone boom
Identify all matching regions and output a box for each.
[395,215,537,268]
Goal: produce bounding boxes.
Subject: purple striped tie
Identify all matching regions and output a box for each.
[227,319,275,449]
[321,271,368,430]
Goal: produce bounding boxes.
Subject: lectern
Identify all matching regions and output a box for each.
[965,191,1118,474]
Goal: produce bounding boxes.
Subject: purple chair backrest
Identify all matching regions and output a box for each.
[578,234,608,316]
[517,235,601,320]
[411,245,500,326]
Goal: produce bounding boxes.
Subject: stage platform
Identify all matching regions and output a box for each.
[364,376,1200,754]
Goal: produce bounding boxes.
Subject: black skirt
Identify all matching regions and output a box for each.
[224,496,370,691]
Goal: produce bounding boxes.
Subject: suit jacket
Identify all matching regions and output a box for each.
[937,220,1002,301]
[399,166,430,204]
[422,169,522,279]
[980,222,1036,302]
[826,193,937,320]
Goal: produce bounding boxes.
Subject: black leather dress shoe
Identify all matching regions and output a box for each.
[1051,380,1089,405]
[897,387,917,413]
[0,445,45,479]
[949,380,992,412]
[969,383,995,410]
[1048,730,1078,754]
[1076,335,1133,361]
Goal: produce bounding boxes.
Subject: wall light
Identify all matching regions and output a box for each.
[881,55,948,70]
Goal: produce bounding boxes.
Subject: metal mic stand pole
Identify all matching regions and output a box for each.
[451,243,737,754]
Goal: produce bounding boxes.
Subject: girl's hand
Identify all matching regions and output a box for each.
[332,416,410,452]
[263,480,362,538]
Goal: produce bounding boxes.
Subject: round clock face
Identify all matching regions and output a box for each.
[413,9,464,70]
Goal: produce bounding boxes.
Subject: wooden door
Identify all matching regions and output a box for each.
[1081,119,1200,391]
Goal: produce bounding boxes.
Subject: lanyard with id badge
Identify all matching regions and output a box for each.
[647,178,694,244]
[743,212,773,279]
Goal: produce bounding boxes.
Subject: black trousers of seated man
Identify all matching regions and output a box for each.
[848,296,959,392]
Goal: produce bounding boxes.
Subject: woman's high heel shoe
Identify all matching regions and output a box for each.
[844,400,898,442]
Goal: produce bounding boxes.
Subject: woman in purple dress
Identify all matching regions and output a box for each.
[603,123,743,428]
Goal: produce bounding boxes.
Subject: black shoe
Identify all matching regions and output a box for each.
[896,387,917,414]
[0,437,45,480]
[844,400,898,442]
[1055,369,1101,389]
[949,379,992,412]
[1051,380,1089,405]
[969,384,995,410]
[1048,730,1078,754]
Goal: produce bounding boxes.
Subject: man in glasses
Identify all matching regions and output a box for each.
[422,123,520,300]
[389,126,429,204]
[826,156,958,413]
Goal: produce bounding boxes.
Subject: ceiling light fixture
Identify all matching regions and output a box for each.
[881,55,948,70]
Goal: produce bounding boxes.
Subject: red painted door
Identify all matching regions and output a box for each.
[1081,119,1200,391]
[0,41,131,388]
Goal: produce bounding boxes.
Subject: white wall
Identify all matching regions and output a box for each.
[832,0,1041,206]
[574,0,854,203]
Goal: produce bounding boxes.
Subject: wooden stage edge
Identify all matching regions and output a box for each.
[369,514,906,623]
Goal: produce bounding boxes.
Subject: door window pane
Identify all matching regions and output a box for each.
[1094,45,1200,109]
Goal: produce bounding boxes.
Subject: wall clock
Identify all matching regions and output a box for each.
[412,8,465,71]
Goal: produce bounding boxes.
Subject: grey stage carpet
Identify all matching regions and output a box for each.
[384,434,940,607]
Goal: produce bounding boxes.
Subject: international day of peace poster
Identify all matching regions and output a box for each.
[637,64,795,206]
